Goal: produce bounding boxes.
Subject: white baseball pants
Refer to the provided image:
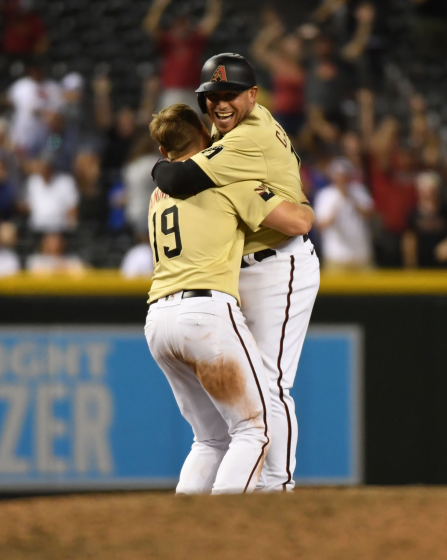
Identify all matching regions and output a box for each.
[144,291,272,495]
[239,235,320,492]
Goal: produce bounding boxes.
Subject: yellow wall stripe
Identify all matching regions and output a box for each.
[1,270,447,296]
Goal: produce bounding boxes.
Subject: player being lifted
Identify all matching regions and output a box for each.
[152,54,320,492]
[146,104,314,494]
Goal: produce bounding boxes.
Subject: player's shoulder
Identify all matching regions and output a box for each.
[227,105,281,148]
[149,187,171,212]
[245,104,277,132]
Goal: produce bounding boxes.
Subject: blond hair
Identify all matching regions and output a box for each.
[149,104,204,160]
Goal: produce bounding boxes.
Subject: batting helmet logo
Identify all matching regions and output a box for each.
[211,65,227,82]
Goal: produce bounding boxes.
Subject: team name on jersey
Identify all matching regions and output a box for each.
[150,188,171,211]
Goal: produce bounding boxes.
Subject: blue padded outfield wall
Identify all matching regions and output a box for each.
[0,326,363,491]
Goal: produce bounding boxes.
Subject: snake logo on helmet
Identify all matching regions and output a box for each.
[196,53,257,114]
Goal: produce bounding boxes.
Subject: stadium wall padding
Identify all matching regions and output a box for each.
[1,289,447,485]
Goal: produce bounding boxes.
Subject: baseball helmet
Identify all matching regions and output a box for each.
[195,53,257,114]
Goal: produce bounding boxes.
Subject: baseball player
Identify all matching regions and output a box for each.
[152,54,320,492]
[146,104,314,494]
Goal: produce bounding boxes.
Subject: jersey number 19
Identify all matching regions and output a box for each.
[152,205,183,262]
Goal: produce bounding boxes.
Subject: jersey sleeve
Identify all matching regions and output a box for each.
[220,181,283,232]
[191,134,268,187]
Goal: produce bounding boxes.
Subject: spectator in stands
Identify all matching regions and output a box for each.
[313,0,385,92]
[107,178,126,233]
[0,156,16,220]
[402,171,447,268]
[138,75,161,128]
[74,150,108,231]
[92,75,140,181]
[103,107,138,179]
[143,0,222,111]
[124,134,158,233]
[23,151,78,233]
[314,157,374,269]
[367,117,418,267]
[6,57,62,152]
[26,232,85,274]
[305,35,347,142]
[60,72,89,132]
[0,221,20,276]
[0,0,49,58]
[29,102,81,173]
[341,130,366,184]
[0,118,21,195]
[251,15,306,138]
[0,0,444,273]
[408,94,441,170]
[120,232,153,278]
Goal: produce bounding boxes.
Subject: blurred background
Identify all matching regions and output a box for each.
[1,0,447,272]
[1,0,447,493]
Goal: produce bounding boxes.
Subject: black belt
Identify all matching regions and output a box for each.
[182,289,212,299]
[241,234,309,268]
[150,289,212,307]
[241,249,276,268]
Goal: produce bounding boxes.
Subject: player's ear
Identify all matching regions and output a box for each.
[201,124,212,148]
[159,146,168,158]
[248,86,258,105]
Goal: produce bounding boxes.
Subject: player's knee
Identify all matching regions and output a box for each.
[231,418,271,451]
[192,437,230,453]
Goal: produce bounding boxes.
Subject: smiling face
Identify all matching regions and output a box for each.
[205,87,258,134]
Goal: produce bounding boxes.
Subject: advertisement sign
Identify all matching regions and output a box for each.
[0,326,362,491]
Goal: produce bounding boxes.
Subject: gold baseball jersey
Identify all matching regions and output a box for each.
[191,104,303,254]
[148,181,282,304]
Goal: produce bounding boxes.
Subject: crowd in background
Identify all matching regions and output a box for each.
[1,0,447,277]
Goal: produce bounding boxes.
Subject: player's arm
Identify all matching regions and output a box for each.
[262,201,314,236]
[223,181,313,237]
[152,136,267,196]
[152,159,215,197]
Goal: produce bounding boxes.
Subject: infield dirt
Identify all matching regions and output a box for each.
[0,487,446,560]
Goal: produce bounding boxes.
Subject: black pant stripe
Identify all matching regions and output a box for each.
[226,303,269,493]
[276,255,295,490]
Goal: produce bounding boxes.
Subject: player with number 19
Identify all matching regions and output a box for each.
[146,104,314,494]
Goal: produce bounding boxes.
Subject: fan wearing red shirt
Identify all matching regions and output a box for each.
[143,0,222,112]
[1,0,48,56]
[251,18,305,138]
[369,148,417,267]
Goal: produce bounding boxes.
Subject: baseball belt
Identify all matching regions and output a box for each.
[241,234,309,269]
[150,289,212,307]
